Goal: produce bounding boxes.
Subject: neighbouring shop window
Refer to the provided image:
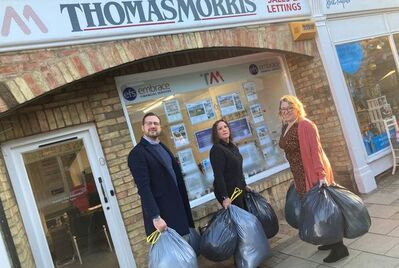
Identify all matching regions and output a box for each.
[119,56,290,204]
[336,37,399,156]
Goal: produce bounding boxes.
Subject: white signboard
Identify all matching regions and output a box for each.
[117,58,282,105]
[0,0,311,52]
[323,0,399,15]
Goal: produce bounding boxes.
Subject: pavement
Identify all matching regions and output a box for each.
[198,171,399,268]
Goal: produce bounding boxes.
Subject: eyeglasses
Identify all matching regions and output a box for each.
[279,107,294,113]
[144,121,160,126]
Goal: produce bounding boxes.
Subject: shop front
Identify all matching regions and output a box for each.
[0,0,355,267]
[313,0,399,193]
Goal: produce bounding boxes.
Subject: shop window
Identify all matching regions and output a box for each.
[336,37,399,156]
[119,56,290,205]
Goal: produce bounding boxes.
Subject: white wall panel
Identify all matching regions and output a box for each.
[327,14,388,43]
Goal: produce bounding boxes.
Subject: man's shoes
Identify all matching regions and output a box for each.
[318,245,331,250]
[323,244,349,263]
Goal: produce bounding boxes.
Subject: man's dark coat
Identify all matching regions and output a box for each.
[128,137,194,236]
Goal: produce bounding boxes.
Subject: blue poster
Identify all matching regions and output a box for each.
[195,128,213,153]
[230,117,252,142]
[336,42,363,75]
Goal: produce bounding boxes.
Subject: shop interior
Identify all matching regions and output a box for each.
[337,36,399,156]
[22,140,118,267]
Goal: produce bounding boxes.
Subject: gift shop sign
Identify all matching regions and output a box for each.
[323,0,399,15]
[0,0,310,53]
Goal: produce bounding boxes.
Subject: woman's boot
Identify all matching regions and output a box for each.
[323,241,349,263]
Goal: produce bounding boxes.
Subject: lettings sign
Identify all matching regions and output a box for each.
[1,0,310,53]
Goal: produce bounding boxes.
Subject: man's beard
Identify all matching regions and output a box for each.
[146,129,161,139]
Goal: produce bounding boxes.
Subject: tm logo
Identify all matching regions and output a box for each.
[1,5,48,36]
[201,71,225,85]
[123,87,137,101]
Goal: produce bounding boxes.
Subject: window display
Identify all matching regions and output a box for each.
[118,55,290,204]
[336,36,399,156]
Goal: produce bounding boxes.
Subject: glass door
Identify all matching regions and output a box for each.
[22,138,118,267]
[2,124,136,268]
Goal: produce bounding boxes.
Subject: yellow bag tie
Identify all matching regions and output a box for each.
[230,187,243,202]
[146,230,161,244]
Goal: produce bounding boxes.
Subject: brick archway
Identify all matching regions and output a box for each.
[0,23,317,114]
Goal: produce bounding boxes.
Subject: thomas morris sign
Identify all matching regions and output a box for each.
[0,0,310,52]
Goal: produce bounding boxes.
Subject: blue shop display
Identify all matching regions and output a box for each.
[363,131,389,155]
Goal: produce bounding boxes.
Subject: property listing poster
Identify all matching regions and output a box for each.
[229,117,252,141]
[163,98,183,123]
[186,98,216,125]
[250,104,264,123]
[177,148,197,174]
[242,81,258,102]
[238,142,259,169]
[195,128,213,153]
[256,125,272,145]
[170,123,189,148]
[201,158,214,184]
[217,92,244,116]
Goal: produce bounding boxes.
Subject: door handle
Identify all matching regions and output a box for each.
[98,177,108,203]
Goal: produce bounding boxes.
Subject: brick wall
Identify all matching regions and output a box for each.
[285,53,356,191]
[0,48,293,267]
[0,22,318,114]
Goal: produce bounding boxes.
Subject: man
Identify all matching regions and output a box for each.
[128,112,195,237]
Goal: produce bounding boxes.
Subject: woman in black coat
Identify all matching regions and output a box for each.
[209,119,251,209]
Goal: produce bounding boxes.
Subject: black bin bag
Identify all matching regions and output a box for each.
[199,209,238,262]
[327,184,371,238]
[245,191,279,238]
[284,183,301,229]
[299,185,344,245]
[187,228,201,256]
[230,205,271,268]
[149,228,198,268]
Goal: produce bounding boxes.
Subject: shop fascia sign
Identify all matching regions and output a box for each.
[0,0,310,53]
[117,58,281,105]
[323,0,399,15]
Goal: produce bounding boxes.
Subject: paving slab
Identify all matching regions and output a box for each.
[273,256,319,268]
[348,233,399,254]
[363,192,398,205]
[341,252,399,268]
[368,218,399,235]
[367,204,399,218]
[385,242,399,258]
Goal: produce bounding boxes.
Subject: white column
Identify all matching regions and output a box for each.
[313,16,377,193]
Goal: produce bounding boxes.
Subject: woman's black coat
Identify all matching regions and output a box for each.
[210,141,247,208]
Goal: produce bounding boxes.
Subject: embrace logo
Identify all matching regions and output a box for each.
[1,5,48,36]
[249,64,259,75]
[123,87,137,101]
